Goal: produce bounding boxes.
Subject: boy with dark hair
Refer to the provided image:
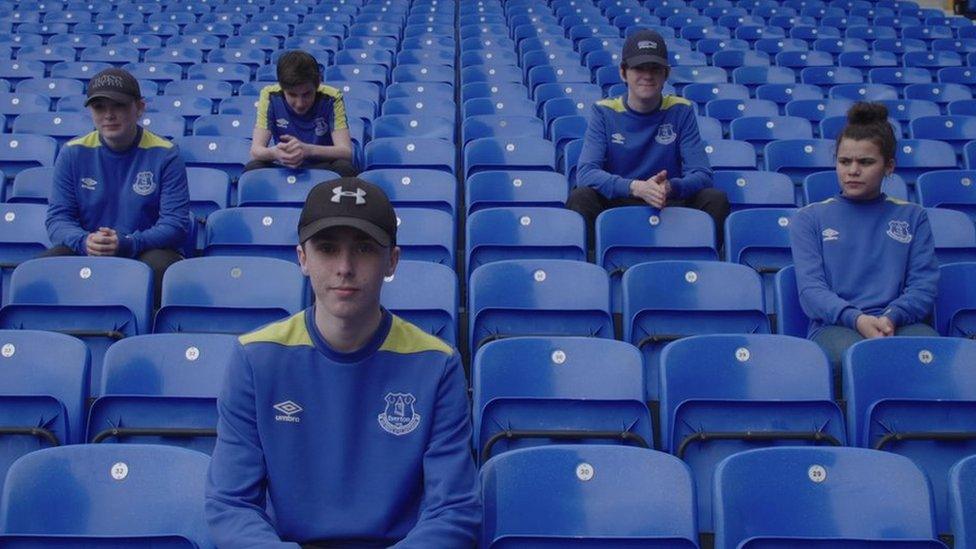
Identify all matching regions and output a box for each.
[45,67,189,304]
[247,50,357,176]
[568,29,729,246]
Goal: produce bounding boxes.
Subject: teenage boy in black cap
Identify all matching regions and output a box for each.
[568,28,729,246]
[206,178,480,548]
[44,67,189,304]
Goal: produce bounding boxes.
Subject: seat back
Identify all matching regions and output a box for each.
[236,168,339,207]
[950,455,976,549]
[473,337,650,463]
[0,444,213,548]
[844,336,976,532]
[926,207,976,264]
[481,445,698,548]
[466,207,585,280]
[0,203,51,305]
[623,260,769,399]
[468,259,613,354]
[714,447,941,548]
[89,333,236,454]
[155,256,305,334]
[662,334,842,531]
[725,208,797,312]
[380,261,458,346]
[203,207,301,263]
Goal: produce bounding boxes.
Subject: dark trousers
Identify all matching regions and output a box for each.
[244,159,359,177]
[40,245,182,308]
[566,186,731,249]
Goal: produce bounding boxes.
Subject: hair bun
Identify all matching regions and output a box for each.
[847,102,889,126]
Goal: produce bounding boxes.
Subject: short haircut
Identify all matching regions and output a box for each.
[276,50,321,89]
[836,102,896,162]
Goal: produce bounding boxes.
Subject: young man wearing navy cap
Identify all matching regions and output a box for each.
[206,177,480,548]
[44,67,190,304]
[568,29,730,245]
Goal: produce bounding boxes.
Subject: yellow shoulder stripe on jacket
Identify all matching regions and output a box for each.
[66,131,100,148]
[379,316,453,356]
[886,196,910,205]
[255,84,279,130]
[596,96,626,113]
[661,95,692,109]
[138,129,173,149]
[239,311,313,347]
[318,84,342,98]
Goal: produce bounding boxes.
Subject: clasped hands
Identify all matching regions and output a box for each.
[630,169,671,209]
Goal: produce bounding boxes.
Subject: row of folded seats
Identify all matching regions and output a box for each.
[2,327,976,544]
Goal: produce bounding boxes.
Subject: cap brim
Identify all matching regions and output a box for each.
[85,91,139,106]
[299,217,392,247]
[625,55,669,67]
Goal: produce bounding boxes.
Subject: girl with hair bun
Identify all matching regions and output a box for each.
[789,102,940,375]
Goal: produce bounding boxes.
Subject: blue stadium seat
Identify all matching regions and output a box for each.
[731,66,797,90]
[904,51,964,76]
[79,45,140,66]
[465,170,568,214]
[623,260,769,400]
[712,170,796,211]
[146,95,214,124]
[904,83,974,111]
[236,168,341,208]
[597,207,718,313]
[729,116,814,151]
[938,66,976,86]
[203,207,300,263]
[844,336,976,534]
[466,207,585,280]
[765,138,835,184]
[758,84,826,109]
[0,203,50,305]
[379,260,457,346]
[714,447,943,548]
[662,334,844,532]
[392,63,455,85]
[819,114,903,140]
[365,137,455,174]
[0,257,152,391]
[705,139,758,170]
[462,96,536,119]
[6,167,53,204]
[899,139,959,187]
[386,81,454,103]
[725,208,798,312]
[697,116,724,142]
[829,83,900,101]
[88,333,236,454]
[357,169,456,217]
[372,114,454,142]
[755,38,810,57]
[803,170,909,204]
[775,49,834,69]
[950,455,976,549]
[0,444,213,548]
[164,79,234,100]
[713,50,771,69]
[480,445,698,548]
[784,98,854,124]
[133,112,185,141]
[335,48,394,70]
[706,99,780,132]
[935,262,976,337]
[464,137,556,177]
[217,96,259,116]
[869,67,933,93]
[325,64,389,91]
[917,170,976,222]
[154,257,305,335]
[468,259,613,354]
[187,63,252,89]
[910,115,976,157]
[0,134,56,183]
[0,330,88,470]
[191,113,255,139]
[948,99,976,116]
[186,167,229,250]
[176,136,250,181]
[462,115,543,145]
[11,112,91,148]
[800,66,864,87]
[473,337,652,464]
[394,208,455,267]
[14,77,84,104]
[670,66,729,90]
[684,83,751,110]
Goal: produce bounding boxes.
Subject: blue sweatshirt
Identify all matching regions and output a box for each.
[46,127,190,257]
[790,193,939,338]
[205,308,480,548]
[576,94,713,200]
[256,84,348,148]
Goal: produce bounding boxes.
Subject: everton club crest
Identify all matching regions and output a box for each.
[378,392,421,436]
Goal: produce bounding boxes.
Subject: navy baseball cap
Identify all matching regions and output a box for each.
[85,67,142,106]
[623,29,670,67]
[298,178,397,247]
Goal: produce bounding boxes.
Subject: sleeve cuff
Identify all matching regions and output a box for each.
[882,307,905,328]
[117,235,137,258]
[613,177,634,200]
[840,307,863,330]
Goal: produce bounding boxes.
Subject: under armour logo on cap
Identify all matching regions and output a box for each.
[331,186,367,205]
[638,40,658,49]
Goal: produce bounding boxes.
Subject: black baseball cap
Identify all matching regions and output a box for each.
[299,177,397,247]
[623,29,670,68]
[85,67,142,106]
